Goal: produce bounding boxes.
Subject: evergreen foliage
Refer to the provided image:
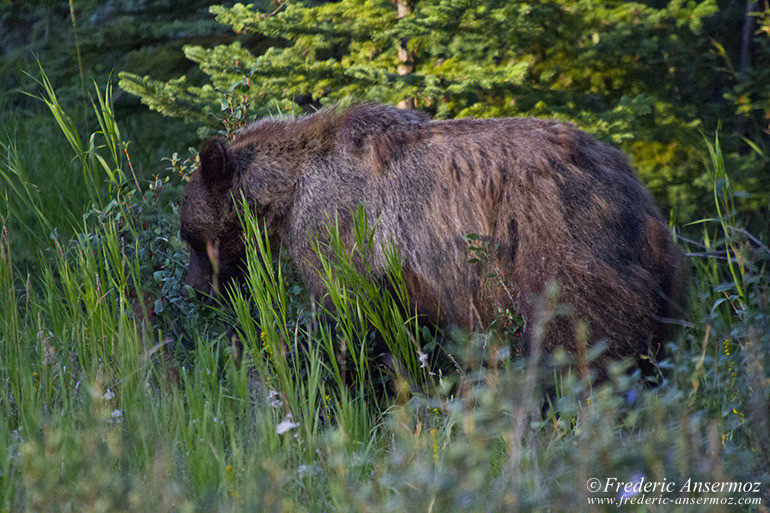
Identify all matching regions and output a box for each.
[119,0,769,221]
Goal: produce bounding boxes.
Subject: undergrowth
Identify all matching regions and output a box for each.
[0,76,768,512]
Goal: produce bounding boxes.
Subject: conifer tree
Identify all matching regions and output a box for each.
[120,0,749,216]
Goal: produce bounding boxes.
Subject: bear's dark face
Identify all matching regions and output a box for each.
[179,139,245,295]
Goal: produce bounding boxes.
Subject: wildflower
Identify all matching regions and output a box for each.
[110,409,123,424]
[262,332,275,364]
[226,464,239,498]
[276,413,299,434]
[322,394,331,412]
[268,389,283,408]
[418,350,429,369]
[430,428,439,466]
[103,390,115,401]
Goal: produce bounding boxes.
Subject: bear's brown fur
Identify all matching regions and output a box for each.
[180,103,684,369]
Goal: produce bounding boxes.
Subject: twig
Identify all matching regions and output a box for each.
[677,235,710,249]
[726,225,769,253]
[265,0,289,18]
[686,251,728,260]
[651,314,696,328]
[124,146,147,205]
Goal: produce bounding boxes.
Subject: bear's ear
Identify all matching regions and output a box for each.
[199,138,235,189]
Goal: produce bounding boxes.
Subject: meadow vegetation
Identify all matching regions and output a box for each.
[1,1,769,511]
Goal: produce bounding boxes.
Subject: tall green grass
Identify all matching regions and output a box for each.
[0,77,768,511]
[0,68,195,274]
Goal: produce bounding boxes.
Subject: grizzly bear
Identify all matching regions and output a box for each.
[180,103,684,371]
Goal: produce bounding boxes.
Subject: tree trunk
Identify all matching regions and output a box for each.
[396,0,416,109]
[740,1,757,78]
[737,1,757,138]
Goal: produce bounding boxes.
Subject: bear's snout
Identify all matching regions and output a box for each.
[185,250,214,295]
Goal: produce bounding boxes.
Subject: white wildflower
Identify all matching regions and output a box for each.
[276,413,299,434]
[269,389,283,408]
[418,350,429,369]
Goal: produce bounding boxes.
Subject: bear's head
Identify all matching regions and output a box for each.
[179,139,245,295]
